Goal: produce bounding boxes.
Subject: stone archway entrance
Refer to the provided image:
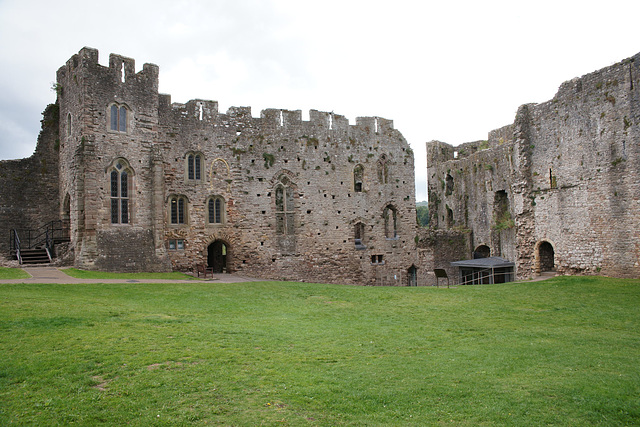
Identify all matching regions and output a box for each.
[207,240,228,273]
[538,241,555,272]
[473,245,491,259]
[407,265,418,286]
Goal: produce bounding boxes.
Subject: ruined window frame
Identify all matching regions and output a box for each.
[274,178,295,236]
[377,154,389,184]
[371,254,384,265]
[108,159,133,225]
[354,221,366,249]
[354,164,364,192]
[169,195,188,225]
[207,195,225,225]
[383,204,398,239]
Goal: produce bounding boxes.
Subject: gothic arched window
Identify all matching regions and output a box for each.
[109,159,132,224]
[169,196,188,224]
[109,104,128,132]
[207,196,225,224]
[275,177,294,235]
[383,204,398,239]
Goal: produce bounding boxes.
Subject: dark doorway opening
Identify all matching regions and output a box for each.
[207,240,228,273]
[407,265,418,286]
[474,245,491,259]
[539,241,555,272]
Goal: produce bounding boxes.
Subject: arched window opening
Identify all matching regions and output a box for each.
[474,245,491,259]
[446,205,454,228]
[354,164,364,192]
[208,196,225,224]
[275,183,294,235]
[170,196,187,224]
[110,160,131,224]
[377,155,389,184]
[407,265,418,286]
[384,205,398,239]
[66,113,72,137]
[445,173,454,196]
[539,241,555,272]
[186,153,203,181]
[354,222,366,249]
[110,104,127,132]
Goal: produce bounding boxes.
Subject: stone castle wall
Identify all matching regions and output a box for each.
[428,52,640,279]
[48,47,419,284]
[0,104,60,253]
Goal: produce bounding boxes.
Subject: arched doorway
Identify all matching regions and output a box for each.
[407,265,418,286]
[207,240,228,273]
[474,245,491,259]
[538,241,555,272]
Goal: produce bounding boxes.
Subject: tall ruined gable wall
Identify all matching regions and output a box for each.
[0,104,61,253]
[516,53,640,277]
[158,97,418,285]
[427,52,640,279]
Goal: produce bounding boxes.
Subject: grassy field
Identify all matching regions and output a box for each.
[61,268,198,280]
[0,266,30,280]
[0,276,638,426]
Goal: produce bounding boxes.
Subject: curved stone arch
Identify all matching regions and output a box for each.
[204,231,234,273]
[209,158,231,192]
[270,168,297,188]
[534,239,557,273]
[473,244,491,259]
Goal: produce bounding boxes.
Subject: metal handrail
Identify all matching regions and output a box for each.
[458,267,514,285]
[12,229,22,264]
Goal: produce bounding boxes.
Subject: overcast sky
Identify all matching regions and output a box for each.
[1,0,639,201]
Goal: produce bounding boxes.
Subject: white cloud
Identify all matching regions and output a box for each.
[1,0,640,201]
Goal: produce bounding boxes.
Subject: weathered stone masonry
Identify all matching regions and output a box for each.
[427,52,640,279]
[1,47,419,285]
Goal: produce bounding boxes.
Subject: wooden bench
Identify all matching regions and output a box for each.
[196,264,214,278]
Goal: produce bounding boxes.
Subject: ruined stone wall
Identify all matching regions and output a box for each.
[0,104,60,252]
[158,97,418,285]
[427,52,640,279]
[46,47,418,283]
[56,47,170,272]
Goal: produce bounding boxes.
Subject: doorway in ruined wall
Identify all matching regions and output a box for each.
[537,241,555,272]
[473,245,491,259]
[407,265,418,286]
[208,240,228,273]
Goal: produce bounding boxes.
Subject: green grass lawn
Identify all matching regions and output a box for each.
[1,276,638,426]
[61,268,197,280]
[0,266,30,279]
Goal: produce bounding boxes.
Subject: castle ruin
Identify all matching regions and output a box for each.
[0,47,419,285]
[427,52,640,279]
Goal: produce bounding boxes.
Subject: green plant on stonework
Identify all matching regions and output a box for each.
[493,211,515,231]
[612,157,626,167]
[262,153,275,169]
